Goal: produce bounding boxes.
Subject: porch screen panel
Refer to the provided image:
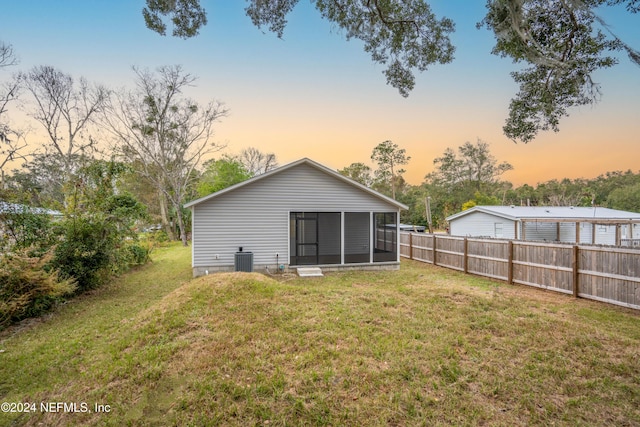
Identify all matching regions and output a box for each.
[345,212,370,263]
[318,212,341,264]
[290,212,340,265]
[374,212,397,262]
[290,212,318,265]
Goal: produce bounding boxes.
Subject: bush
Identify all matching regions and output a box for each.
[150,229,169,244]
[127,243,151,265]
[0,250,76,328]
[52,217,115,292]
[111,243,151,274]
[0,206,58,255]
[51,219,151,292]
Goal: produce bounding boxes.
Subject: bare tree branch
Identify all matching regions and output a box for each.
[239,147,278,176]
[102,65,228,245]
[21,66,108,176]
[0,42,18,69]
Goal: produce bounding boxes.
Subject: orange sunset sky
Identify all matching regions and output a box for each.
[3,1,639,187]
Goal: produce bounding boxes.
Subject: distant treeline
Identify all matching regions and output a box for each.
[338,140,640,230]
[397,169,640,230]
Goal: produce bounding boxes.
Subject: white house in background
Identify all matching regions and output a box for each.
[446,205,640,246]
[184,158,408,277]
[0,202,62,218]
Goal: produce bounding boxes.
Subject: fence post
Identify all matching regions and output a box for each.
[409,233,413,260]
[508,240,514,285]
[433,235,437,266]
[463,237,469,274]
[572,245,579,298]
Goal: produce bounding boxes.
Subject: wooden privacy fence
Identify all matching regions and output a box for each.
[400,232,640,310]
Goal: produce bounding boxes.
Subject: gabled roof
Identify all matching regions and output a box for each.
[184,157,408,210]
[447,205,640,222]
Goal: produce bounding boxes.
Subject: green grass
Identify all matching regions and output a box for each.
[1,247,639,426]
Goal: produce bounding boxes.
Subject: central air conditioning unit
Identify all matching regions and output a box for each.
[234,247,253,272]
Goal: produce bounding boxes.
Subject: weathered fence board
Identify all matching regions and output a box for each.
[467,239,510,281]
[400,232,640,310]
[512,243,574,294]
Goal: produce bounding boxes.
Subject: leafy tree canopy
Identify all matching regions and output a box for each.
[607,182,640,212]
[144,0,455,98]
[338,162,373,187]
[427,139,513,193]
[197,156,252,197]
[371,140,410,199]
[461,191,501,211]
[142,0,638,142]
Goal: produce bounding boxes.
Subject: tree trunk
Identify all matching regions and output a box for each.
[158,191,176,240]
[174,200,188,246]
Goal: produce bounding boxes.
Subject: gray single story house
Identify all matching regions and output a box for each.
[447,205,640,246]
[184,158,408,276]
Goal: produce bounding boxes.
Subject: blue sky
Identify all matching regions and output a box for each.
[2,1,639,185]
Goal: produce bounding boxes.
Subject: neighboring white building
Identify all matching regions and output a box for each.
[446,205,640,246]
[185,158,408,276]
[0,202,62,218]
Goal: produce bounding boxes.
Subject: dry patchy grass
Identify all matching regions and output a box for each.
[1,254,639,426]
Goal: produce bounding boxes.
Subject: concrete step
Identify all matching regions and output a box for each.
[296,267,324,277]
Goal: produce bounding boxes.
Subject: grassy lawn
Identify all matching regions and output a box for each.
[1,245,639,426]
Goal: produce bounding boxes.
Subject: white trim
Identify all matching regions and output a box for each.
[340,211,345,265]
[396,211,401,262]
[370,211,374,264]
[191,206,195,268]
[286,210,291,267]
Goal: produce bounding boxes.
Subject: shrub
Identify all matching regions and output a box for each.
[52,217,115,292]
[111,243,151,274]
[0,205,58,255]
[51,160,150,292]
[127,243,151,265]
[0,250,76,328]
[151,229,169,243]
[51,219,151,292]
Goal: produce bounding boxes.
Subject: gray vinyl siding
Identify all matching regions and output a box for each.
[191,163,399,271]
[449,211,516,239]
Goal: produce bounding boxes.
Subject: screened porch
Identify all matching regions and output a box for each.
[289,211,398,266]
